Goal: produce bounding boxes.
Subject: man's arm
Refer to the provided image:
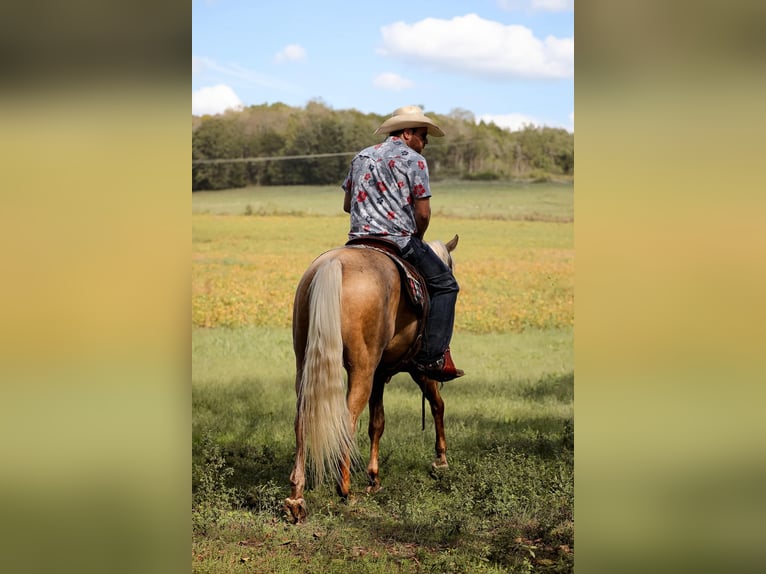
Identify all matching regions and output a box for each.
[343,190,351,213]
[413,197,431,238]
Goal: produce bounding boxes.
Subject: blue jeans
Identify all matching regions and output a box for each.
[400,237,460,364]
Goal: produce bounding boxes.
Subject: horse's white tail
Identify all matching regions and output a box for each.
[298,258,358,485]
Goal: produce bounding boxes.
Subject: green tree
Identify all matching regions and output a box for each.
[191,102,573,188]
[242,128,285,185]
[279,101,348,185]
[192,116,248,190]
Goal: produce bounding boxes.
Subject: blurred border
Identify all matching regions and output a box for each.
[576,1,766,572]
[0,3,189,573]
[2,1,766,572]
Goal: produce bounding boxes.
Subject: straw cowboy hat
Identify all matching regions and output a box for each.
[374,105,445,137]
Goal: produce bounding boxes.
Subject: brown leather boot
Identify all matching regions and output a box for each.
[418,348,464,382]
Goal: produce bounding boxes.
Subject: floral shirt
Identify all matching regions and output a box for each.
[342,136,431,249]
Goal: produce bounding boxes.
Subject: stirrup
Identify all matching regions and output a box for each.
[416,348,464,382]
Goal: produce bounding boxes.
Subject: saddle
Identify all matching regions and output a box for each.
[345,237,429,372]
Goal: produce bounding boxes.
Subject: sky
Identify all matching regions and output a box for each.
[192,0,573,132]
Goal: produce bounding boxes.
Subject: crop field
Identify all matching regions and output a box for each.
[192,181,574,573]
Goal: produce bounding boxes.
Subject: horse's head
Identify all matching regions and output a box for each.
[428,234,459,270]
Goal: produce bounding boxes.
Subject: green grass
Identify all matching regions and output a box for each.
[193,326,573,573]
[192,182,573,572]
[192,180,573,222]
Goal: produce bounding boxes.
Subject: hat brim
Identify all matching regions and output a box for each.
[374,117,445,137]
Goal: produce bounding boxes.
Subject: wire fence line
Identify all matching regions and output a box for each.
[192,140,470,164]
[192,151,358,165]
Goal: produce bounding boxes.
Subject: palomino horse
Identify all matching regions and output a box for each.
[284,235,458,523]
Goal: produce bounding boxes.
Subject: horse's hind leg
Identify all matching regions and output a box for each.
[285,392,308,523]
[418,375,448,468]
[365,375,389,493]
[336,369,373,500]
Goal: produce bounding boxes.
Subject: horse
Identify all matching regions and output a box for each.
[284,235,459,523]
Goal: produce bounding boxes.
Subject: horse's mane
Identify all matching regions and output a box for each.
[427,240,454,270]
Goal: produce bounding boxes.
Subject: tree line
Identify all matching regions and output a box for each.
[192,100,573,191]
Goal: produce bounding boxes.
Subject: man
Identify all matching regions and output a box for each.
[342,105,463,382]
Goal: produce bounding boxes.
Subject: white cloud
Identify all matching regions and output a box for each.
[192,55,295,91]
[531,0,573,11]
[379,13,573,80]
[192,55,204,75]
[192,84,244,116]
[373,72,414,91]
[478,112,574,132]
[275,44,307,62]
[497,0,574,12]
[477,113,539,131]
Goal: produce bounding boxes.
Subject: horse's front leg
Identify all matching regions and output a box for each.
[365,376,388,493]
[419,375,448,468]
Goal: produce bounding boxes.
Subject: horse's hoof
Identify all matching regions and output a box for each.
[365,484,382,494]
[284,497,307,524]
[335,485,350,501]
[431,459,449,470]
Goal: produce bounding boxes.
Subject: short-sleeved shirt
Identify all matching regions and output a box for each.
[342,135,431,249]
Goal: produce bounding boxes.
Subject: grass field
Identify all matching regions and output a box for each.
[192,180,574,222]
[192,182,574,573]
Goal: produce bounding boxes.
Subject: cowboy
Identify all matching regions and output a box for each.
[342,106,464,382]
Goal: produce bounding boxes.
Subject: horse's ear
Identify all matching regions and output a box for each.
[445,234,459,252]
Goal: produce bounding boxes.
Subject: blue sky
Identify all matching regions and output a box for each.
[192,0,573,132]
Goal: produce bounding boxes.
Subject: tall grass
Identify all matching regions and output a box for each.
[192,183,574,573]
